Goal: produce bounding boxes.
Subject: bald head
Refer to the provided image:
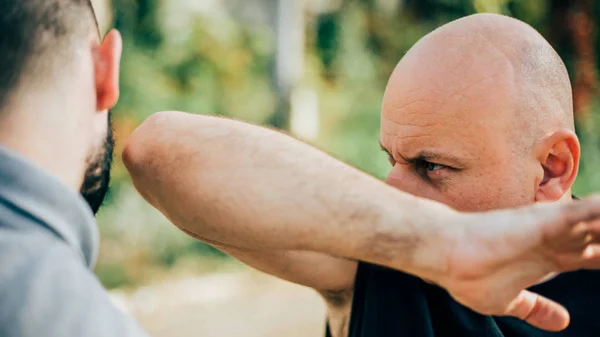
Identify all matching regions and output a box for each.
[387,13,572,137]
[380,14,579,212]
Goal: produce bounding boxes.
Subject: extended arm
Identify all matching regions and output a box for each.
[123,111,452,295]
[124,111,600,331]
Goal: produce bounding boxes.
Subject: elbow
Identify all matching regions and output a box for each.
[123,110,228,176]
[121,136,143,174]
[122,111,181,173]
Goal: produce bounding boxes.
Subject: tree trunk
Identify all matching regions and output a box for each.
[548,0,597,123]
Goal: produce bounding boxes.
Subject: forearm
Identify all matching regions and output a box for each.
[124,111,455,279]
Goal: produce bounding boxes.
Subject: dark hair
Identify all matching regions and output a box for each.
[0,0,98,108]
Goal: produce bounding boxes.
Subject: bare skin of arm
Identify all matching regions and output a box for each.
[124,111,600,332]
[123,111,452,294]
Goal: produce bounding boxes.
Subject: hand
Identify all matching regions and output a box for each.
[438,196,600,331]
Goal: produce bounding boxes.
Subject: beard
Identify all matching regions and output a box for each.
[80,112,115,215]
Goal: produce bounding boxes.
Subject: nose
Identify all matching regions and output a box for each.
[384,172,394,186]
[385,165,415,193]
[385,165,434,201]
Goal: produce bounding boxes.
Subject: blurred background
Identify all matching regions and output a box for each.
[90,0,600,336]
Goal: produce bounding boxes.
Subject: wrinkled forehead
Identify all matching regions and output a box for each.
[380,113,492,166]
[380,47,518,163]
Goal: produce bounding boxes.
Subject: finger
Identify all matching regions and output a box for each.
[564,222,598,250]
[525,198,600,241]
[504,290,569,331]
[584,219,600,237]
[561,195,600,225]
[580,244,600,269]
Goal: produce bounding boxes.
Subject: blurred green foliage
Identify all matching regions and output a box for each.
[95,0,600,288]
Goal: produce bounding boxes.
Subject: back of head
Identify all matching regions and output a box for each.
[0,0,120,214]
[0,0,98,109]
[381,13,578,211]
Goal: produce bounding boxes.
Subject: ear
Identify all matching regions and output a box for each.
[534,129,580,202]
[94,29,122,111]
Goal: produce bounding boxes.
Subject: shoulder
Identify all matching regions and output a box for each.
[0,226,149,337]
[0,225,92,301]
[0,225,69,269]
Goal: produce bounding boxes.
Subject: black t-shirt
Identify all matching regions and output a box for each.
[335,263,600,337]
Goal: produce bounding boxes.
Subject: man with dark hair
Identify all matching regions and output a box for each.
[0,0,111,214]
[0,1,148,336]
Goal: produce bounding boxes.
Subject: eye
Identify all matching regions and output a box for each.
[426,162,443,172]
[415,160,449,179]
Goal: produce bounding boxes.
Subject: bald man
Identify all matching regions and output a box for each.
[124,14,600,337]
[354,14,595,337]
